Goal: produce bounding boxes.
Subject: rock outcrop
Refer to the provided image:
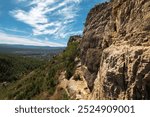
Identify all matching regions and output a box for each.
[68,35,81,46]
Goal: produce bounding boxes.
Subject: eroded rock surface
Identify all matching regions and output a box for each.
[79,0,150,99]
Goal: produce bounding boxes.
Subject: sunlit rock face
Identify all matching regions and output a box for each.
[79,0,150,99]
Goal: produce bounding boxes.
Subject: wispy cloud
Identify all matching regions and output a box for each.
[0,27,28,34]
[17,0,27,2]
[10,0,82,39]
[0,31,66,47]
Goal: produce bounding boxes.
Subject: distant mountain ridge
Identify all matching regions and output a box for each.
[0,44,65,59]
[0,44,65,49]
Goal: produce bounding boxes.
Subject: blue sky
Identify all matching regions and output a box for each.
[0,0,107,47]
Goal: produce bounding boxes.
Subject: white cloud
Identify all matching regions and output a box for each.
[0,27,28,34]
[0,31,65,47]
[11,0,82,39]
[17,0,27,2]
[57,5,78,20]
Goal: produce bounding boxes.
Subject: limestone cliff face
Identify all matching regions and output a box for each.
[79,0,150,99]
[55,0,150,100]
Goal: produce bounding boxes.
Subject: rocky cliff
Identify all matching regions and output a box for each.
[55,0,150,100]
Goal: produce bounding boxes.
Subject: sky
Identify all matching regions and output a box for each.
[0,0,107,47]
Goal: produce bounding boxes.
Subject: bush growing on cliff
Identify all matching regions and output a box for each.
[62,42,79,79]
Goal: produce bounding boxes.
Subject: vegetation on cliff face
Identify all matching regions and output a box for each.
[64,41,80,79]
[0,40,80,100]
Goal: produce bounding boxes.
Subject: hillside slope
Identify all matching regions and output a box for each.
[0,38,80,99]
[0,54,44,82]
